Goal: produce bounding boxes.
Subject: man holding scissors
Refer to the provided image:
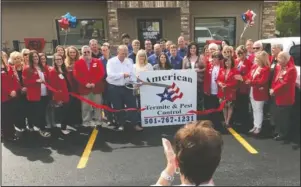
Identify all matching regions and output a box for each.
[106,45,143,132]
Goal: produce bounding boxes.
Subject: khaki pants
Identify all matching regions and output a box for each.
[81,93,102,123]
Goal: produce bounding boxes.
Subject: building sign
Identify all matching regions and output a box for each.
[24,38,45,53]
[139,70,197,127]
[137,19,162,47]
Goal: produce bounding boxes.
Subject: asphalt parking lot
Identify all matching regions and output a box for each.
[2,125,300,186]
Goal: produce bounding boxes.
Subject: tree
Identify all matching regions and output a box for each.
[276,1,300,37]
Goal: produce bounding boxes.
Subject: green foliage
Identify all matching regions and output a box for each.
[276,1,300,37]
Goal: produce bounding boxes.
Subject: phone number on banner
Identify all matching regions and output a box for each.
[144,115,195,125]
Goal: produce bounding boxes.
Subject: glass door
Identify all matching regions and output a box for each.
[137,19,163,49]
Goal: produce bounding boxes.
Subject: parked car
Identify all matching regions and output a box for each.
[194,27,214,44]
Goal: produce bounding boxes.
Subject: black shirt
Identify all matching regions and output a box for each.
[17,70,24,87]
[269,58,277,88]
[92,51,102,59]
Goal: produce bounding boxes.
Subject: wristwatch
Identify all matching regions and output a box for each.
[161,170,174,182]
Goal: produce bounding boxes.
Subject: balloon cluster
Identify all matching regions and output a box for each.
[58,12,77,30]
[241,9,256,26]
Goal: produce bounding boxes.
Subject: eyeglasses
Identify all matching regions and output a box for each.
[253,47,260,50]
[55,59,63,61]
[83,51,90,54]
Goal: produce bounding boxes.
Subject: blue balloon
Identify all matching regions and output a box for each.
[69,16,77,28]
[63,12,72,20]
[241,14,247,23]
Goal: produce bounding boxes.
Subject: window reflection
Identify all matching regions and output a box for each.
[56,19,105,45]
[194,17,236,49]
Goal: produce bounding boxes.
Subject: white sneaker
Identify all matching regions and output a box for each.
[253,128,261,135]
[61,129,71,135]
[95,121,106,127]
[83,121,94,127]
[117,126,124,131]
[249,127,256,133]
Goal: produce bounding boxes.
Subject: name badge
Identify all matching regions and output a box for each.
[271,63,275,69]
[58,74,64,79]
[92,63,97,68]
[1,70,5,73]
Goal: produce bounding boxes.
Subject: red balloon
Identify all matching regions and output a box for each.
[58,18,69,30]
[244,10,253,23]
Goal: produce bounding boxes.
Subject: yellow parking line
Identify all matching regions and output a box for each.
[227,127,258,154]
[77,128,99,169]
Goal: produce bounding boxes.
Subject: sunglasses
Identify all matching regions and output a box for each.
[253,47,260,50]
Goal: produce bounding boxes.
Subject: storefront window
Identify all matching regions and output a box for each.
[194,17,236,49]
[55,19,105,45]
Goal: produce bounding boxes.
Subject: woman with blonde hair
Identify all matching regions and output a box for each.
[133,49,153,127]
[233,45,252,129]
[9,51,28,135]
[235,51,270,136]
[133,49,153,76]
[1,51,20,141]
[55,45,66,60]
[21,48,30,66]
[64,46,82,127]
[11,51,33,131]
[222,45,233,59]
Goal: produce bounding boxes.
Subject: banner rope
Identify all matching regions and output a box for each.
[43,82,226,115]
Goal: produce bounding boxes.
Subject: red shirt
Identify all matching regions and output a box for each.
[235,58,252,94]
[216,68,238,101]
[48,68,70,103]
[73,58,105,95]
[271,59,297,106]
[1,65,20,102]
[22,66,48,101]
[244,64,270,101]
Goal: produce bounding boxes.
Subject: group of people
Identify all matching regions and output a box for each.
[1,33,299,150]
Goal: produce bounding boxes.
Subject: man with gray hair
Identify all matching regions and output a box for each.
[177,36,187,58]
[89,39,102,58]
[106,45,143,132]
[73,45,105,127]
[269,43,284,87]
[270,51,297,143]
[148,43,162,65]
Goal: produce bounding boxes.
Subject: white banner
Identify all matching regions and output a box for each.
[139,70,197,127]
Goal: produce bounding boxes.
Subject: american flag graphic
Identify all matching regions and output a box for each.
[157,82,184,103]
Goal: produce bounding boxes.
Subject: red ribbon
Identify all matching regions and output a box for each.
[187,100,227,115]
[43,82,226,115]
[43,82,145,112]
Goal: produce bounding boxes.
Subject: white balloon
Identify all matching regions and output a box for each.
[250,10,256,24]
[81,20,88,26]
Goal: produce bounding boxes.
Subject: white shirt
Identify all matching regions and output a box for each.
[38,69,47,96]
[211,65,220,95]
[133,63,153,77]
[106,56,137,86]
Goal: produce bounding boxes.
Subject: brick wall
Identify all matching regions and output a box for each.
[261,1,277,39]
[107,1,190,46]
